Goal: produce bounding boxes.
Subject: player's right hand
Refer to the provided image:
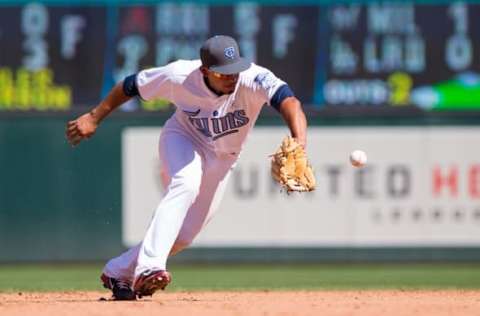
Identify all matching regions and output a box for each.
[66,112,98,146]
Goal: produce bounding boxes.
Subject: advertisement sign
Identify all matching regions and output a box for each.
[122,126,480,247]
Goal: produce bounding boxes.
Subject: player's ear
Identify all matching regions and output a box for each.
[200,66,209,76]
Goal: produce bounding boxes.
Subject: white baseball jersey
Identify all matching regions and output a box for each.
[136,60,286,157]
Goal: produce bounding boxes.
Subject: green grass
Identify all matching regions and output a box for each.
[0,264,479,292]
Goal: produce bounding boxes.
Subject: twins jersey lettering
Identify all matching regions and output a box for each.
[185,108,250,140]
[136,60,286,156]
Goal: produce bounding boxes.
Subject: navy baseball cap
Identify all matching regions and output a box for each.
[200,35,251,74]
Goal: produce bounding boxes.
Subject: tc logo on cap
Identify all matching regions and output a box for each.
[224,47,236,59]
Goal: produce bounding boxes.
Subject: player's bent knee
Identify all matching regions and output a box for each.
[169,176,201,200]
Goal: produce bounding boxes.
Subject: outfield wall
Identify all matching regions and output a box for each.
[1,116,479,262]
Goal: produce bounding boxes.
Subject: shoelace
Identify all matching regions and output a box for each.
[114,279,132,290]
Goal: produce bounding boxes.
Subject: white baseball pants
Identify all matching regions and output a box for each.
[103,126,237,282]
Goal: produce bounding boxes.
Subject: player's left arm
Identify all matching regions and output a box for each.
[277,95,307,148]
[253,68,307,147]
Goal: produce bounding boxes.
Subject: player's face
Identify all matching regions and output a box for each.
[203,68,239,95]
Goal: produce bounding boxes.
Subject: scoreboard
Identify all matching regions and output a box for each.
[0,1,479,114]
[0,5,106,111]
[321,3,480,112]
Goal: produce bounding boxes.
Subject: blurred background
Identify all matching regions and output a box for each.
[1,0,480,270]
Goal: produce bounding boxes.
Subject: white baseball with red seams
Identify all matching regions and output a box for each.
[350,150,367,167]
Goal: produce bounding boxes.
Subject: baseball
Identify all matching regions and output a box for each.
[349,150,367,168]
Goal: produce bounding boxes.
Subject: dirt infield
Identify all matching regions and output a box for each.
[0,290,479,316]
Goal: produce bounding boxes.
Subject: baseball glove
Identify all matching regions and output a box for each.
[271,136,316,193]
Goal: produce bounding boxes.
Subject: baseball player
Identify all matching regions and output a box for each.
[66,35,308,300]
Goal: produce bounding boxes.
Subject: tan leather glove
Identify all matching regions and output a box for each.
[271,136,316,193]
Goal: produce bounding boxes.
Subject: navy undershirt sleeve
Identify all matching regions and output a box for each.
[123,74,139,97]
[270,84,295,111]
